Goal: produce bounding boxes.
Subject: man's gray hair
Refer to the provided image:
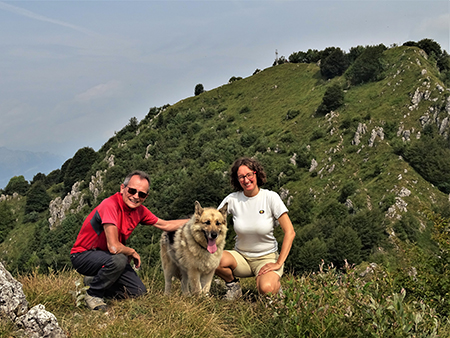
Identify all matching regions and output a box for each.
[123,170,151,191]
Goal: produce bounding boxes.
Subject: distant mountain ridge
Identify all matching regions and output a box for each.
[0,147,64,189]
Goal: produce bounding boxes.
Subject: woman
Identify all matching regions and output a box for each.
[215,157,296,299]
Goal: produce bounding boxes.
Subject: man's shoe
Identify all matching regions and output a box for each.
[85,294,107,311]
[224,280,242,301]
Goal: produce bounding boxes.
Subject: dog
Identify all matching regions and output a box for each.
[160,201,228,296]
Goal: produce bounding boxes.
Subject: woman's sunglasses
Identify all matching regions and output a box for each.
[127,187,148,199]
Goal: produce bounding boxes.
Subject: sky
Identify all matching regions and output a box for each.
[0,0,449,168]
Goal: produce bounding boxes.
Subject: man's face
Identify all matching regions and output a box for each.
[120,175,149,209]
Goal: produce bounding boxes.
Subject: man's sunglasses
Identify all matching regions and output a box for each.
[127,187,148,199]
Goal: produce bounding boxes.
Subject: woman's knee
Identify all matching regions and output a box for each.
[257,274,280,295]
[220,251,237,269]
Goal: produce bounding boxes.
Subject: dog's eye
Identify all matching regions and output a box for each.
[216,221,221,226]
[205,220,211,225]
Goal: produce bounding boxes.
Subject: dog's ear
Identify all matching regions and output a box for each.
[194,200,203,215]
[219,202,228,218]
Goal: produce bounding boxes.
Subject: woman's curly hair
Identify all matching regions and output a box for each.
[230,157,267,191]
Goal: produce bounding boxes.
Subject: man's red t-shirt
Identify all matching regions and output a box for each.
[70,192,158,254]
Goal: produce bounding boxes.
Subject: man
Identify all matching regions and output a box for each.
[70,170,188,311]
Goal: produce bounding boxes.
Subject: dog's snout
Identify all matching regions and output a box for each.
[211,232,218,239]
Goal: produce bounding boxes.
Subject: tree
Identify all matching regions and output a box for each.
[289,237,328,273]
[289,51,307,63]
[320,47,348,79]
[4,175,29,195]
[316,83,344,115]
[0,203,16,243]
[348,45,365,63]
[346,44,387,85]
[327,226,362,267]
[63,147,98,195]
[25,181,52,214]
[403,134,450,194]
[194,83,204,96]
[346,208,386,259]
[417,38,442,58]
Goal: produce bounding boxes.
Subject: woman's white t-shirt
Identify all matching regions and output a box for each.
[218,189,288,258]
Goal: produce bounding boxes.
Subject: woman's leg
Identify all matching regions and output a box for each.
[215,251,238,283]
[256,271,281,295]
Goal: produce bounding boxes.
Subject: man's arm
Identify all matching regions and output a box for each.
[104,224,141,268]
[152,218,189,232]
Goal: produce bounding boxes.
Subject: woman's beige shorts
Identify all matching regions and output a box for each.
[228,250,284,278]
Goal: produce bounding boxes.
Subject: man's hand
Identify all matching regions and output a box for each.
[129,250,141,269]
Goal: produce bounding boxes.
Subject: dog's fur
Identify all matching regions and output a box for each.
[160,201,228,296]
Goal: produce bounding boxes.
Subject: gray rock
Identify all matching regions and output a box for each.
[16,304,66,338]
[0,263,66,337]
[0,262,28,321]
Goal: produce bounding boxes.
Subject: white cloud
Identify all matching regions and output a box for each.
[75,80,123,103]
[0,1,99,37]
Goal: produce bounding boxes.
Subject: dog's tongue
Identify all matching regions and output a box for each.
[207,239,217,254]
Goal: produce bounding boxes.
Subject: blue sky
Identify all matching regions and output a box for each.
[0,0,449,166]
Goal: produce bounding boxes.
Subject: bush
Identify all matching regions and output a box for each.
[4,175,29,195]
[229,76,242,83]
[63,147,98,195]
[239,106,250,114]
[285,109,300,120]
[320,47,349,79]
[268,263,443,337]
[403,134,450,194]
[338,181,357,203]
[25,181,51,214]
[316,83,344,115]
[0,203,16,243]
[194,83,204,96]
[346,44,387,85]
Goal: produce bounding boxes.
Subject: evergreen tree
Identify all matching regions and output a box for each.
[63,147,98,195]
[25,181,52,214]
[4,175,29,195]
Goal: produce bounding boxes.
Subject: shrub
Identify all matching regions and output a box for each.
[403,134,450,194]
[320,47,349,79]
[310,128,325,141]
[316,83,344,115]
[4,175,29,195]
[0,203,16,243]
[25,181,51,214]
[63,147,98,195]
[338,181,357,203]
[346,44,387,85]
[194,83,204,96]
[239,106,250,114]
[229,76,242,83]
[285,109,300,120]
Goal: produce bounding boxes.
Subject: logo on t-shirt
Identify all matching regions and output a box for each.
[259,210,265,214]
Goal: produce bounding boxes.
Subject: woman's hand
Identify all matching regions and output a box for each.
[258,262,282,276]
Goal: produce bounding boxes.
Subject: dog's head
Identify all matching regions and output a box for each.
[192,200,228,254]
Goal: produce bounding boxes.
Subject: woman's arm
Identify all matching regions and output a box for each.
[275,212,296,267]
[258,212,296,275]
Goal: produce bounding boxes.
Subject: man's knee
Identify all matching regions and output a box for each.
[111,253,128,271]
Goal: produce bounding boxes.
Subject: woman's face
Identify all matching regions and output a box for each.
[237,165,258,196]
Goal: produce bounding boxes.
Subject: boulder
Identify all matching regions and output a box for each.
[0,263,66,337]
[16,304,66,338]
[0,262,28,321]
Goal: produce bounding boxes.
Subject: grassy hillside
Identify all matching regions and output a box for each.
[1,42,450,336]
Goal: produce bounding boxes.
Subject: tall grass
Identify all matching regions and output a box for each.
[1,262,448,337]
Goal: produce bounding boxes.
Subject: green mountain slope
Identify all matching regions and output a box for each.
[1,44,449,276]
